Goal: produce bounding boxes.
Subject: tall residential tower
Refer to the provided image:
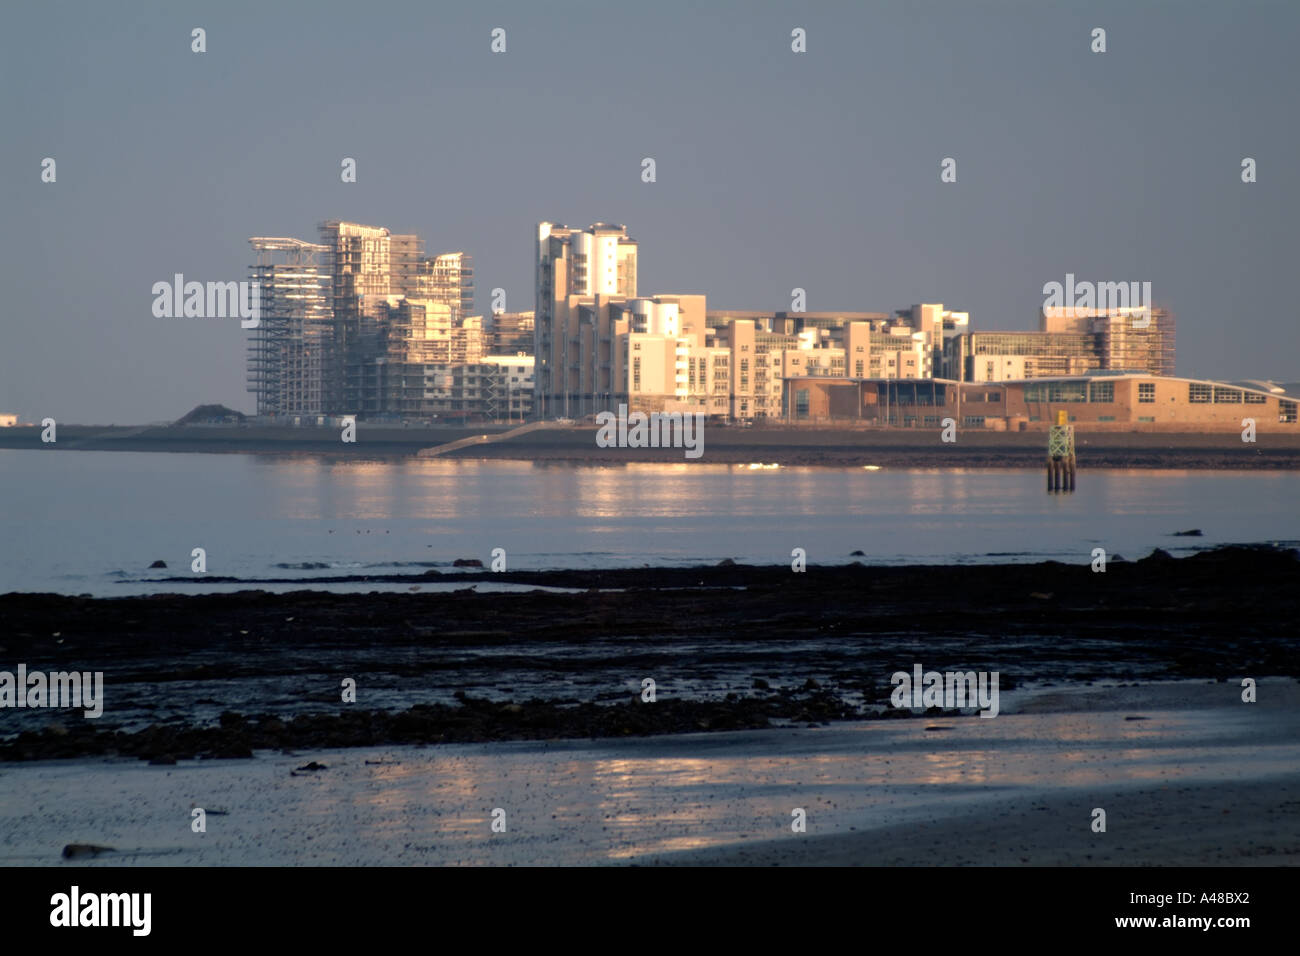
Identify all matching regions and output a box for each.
[534,222,638,417]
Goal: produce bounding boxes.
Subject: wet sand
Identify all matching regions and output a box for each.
[4,548,1296,865]
[3,681,1296,866]
[651,682,1300,866]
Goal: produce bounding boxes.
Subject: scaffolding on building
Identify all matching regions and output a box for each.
[417,253,474,325]
[247,237,331,418]
[319,221,424,413]
[248,224,493,421]
[1097,307,1176,377]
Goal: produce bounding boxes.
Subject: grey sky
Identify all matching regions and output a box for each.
[2,0,1296,423]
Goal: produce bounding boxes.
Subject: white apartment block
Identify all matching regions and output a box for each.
[609,308,940,420]
[535,221,639,417]
[968,355,1028,382]
[534,221,955,421]
[611,294,719,414]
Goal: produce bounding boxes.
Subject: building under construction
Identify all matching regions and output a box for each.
[417,252,474,326]
[248,222,480,419]
[319,220,423,413]
[947,306,1176,382]
[486,311,534,355]
[246,237,332,417]
[1089,307,1176,377]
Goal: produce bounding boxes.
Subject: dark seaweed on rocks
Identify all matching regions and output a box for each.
[2,545,1297,761]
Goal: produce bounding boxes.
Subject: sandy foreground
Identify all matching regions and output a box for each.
[1,680,1296,866]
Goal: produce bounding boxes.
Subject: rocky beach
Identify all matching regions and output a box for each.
[3,545,1296,762]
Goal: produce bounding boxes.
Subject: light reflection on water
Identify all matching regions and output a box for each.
[292,709,1300,863]
[4,704,1297,865]
[1,451,1296,595]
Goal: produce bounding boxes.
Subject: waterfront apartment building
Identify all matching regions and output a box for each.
[601,308,932,421]
[533,219,969,421]
[534,222,639,417]
[610,294,718,414]
[771,310,939,379]
[706,311,929,420]
[889,304,969,379]
[712,317,790,421]
[946,306,1175,382]
[256,215,1190,425]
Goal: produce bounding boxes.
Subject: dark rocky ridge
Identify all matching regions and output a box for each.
[2,546,1297,761]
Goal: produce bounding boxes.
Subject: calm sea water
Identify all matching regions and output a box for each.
[0,450,1296,595]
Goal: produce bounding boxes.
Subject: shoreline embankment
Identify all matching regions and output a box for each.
[2,423,1299,468]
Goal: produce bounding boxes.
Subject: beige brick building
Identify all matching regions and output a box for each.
[784,373,1299,433]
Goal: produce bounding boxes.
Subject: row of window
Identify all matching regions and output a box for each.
[629,376,1292,419]
[1024,382,1111,403]
[1024,381,1273,407]
[1189,384,1267,404]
